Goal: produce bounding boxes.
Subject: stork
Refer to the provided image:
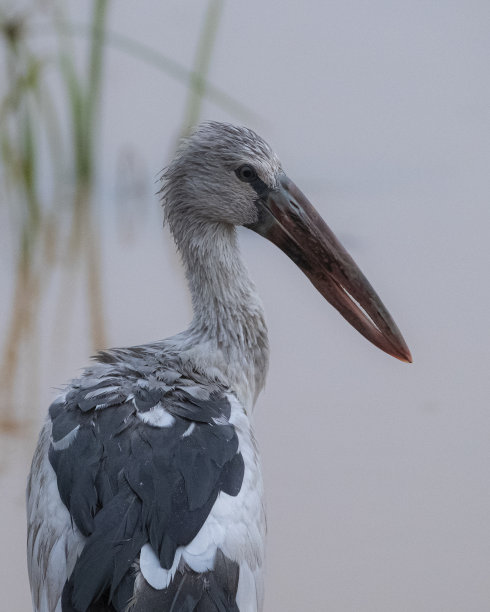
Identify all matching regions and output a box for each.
[27,122,411,612]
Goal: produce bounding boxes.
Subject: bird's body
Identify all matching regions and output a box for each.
[27,345,266,611]
[27,122,411,611]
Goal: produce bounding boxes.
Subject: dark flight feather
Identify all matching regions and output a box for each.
[49,361,244,612]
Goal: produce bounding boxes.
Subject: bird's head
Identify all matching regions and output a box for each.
[161,121,281,227]
[161,121,412,363]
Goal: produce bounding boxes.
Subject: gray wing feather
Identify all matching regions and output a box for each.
[28,347,245,612]
[27,418,85,612]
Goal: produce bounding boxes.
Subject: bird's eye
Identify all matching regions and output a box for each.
[236,165,257,183]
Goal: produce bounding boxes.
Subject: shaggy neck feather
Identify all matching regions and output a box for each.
[169,218,269,408]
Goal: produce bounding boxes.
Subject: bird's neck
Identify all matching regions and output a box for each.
[172,221,269,410]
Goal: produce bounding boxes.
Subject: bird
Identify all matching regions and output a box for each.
[27,121,411,612]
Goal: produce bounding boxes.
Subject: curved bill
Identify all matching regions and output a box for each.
[247,173,412,362]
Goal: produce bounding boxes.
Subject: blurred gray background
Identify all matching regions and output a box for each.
[1,1,489,610]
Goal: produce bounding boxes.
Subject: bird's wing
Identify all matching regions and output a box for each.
[28,368,245,612]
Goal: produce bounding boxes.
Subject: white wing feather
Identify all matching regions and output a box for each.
[27,419,85,612]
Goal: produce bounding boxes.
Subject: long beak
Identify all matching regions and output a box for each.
[247,173,412,362]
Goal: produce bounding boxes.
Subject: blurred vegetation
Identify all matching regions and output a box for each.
[0,0,253,427]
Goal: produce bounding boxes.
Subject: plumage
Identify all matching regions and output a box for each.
[27,121,410,612]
